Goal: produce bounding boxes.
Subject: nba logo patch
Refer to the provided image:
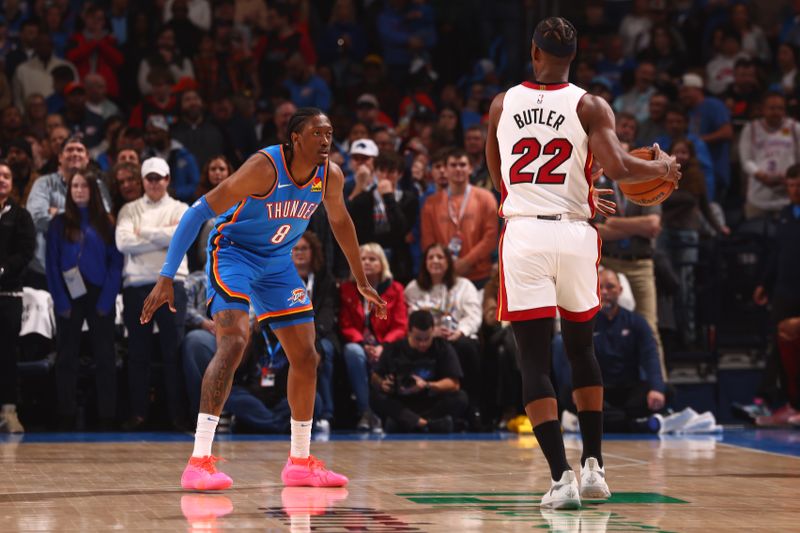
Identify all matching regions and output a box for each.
[287,288,308,306]
[311,178,323,193]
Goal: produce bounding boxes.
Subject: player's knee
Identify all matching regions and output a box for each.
[216,330,249,361]
[292,345,320,375]
[522,374,557,406]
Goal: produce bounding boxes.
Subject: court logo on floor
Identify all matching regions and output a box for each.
[397,491,687,532]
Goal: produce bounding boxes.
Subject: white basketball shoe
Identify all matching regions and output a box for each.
[580,457,611,500]
[540,470,581,510]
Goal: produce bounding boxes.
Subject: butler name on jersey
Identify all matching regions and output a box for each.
[497,81,594,219]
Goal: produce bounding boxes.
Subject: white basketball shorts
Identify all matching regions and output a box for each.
[498,217,601,322]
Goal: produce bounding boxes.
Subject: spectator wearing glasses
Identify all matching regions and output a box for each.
[116,156,189,431]
[142,114,200,203]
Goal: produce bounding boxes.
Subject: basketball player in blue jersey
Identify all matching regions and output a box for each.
[140,108,387,490]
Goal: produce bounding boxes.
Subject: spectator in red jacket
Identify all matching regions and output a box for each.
[339,242,407,432]
[65,5,123,98]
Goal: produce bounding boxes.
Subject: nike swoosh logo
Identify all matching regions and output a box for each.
[278,183,293,189]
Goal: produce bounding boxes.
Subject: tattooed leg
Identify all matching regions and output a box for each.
[199,309,251,416]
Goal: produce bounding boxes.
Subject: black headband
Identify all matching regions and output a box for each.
[533,27,576,58]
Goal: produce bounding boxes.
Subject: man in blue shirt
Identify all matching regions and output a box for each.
[556,269,666,432]
[654,105,716,201]
[283,52,332,112]
[679,73,733,199]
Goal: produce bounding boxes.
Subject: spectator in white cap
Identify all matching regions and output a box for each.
[143,114,200,203]
[346,137,380,201]
[679,72,734,200]
[115,156,190,431]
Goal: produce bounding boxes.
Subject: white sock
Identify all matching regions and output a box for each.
[192,413,219,458]
[290,418,312,459]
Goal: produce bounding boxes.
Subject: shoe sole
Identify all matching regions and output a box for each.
[580,488,611,499]
[282,479,348,488]
[541,498,581,510]
[181,478,233,491]
[181,482,233,491]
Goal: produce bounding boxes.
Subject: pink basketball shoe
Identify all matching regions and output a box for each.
[181,455,233,491]
[281,455,349,487]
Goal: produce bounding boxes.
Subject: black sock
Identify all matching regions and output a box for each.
[578,410,603,468]
[533,419,571,481]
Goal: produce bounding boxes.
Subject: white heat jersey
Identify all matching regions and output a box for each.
[497,81,594,219]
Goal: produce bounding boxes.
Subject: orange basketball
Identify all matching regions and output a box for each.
[618,147,675,206]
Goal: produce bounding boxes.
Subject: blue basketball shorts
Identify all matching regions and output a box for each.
[206,237,314,330]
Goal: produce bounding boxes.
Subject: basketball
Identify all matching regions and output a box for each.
[618,147,675,206]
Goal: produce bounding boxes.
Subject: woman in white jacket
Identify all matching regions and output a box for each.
[404,243,484,428]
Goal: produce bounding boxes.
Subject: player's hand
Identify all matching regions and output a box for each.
[752,285,768,306]
[358,283,387,319]
[140,276,175,324]
[647,390,666,411]
[653,143,682,188]
[593,188,616,217]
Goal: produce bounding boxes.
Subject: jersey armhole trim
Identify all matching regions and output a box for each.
[321,158,330,199]
[251,150,279,199]
[576,92,591,136]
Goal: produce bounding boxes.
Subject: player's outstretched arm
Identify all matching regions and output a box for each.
[323,162,387,319]
[485,91,506,193]
[579,94,681,186]
[140,154,276,324]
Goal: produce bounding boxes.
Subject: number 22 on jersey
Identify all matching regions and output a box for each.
[509,137,574,185]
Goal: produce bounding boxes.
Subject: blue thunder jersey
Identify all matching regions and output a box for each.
[207,144,327,256]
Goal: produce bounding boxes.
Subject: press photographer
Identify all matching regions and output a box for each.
[369,310,468,433]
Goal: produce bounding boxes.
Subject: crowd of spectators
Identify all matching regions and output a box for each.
[1,0,800,434]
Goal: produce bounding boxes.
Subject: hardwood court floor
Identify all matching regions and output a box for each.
[1,430,798,532]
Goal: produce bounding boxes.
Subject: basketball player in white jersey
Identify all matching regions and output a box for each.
[485,17,681,510]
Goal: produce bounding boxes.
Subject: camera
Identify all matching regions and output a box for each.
[394,373,419,395]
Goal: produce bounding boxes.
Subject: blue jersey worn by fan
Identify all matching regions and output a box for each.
[205,144,327,329]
